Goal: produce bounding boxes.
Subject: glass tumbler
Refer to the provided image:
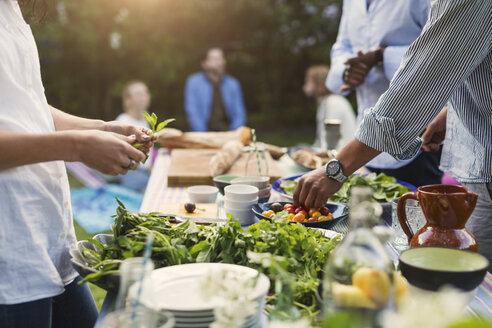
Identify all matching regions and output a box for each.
[101,307,174,328]
[390,198,426,251]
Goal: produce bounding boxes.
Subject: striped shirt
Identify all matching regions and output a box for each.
[356,0,492,183]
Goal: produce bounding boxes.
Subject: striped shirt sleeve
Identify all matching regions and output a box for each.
[356,0,492,160]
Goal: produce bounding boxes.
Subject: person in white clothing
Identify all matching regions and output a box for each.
[0,1,154,327]
[116,80,153,191]
[303,65,356,150]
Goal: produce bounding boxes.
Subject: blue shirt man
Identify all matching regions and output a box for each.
[326,0,442,187]
[185,48,246,131]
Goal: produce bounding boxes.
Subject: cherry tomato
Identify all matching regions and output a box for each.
[308,208,318,217]
[262,210,274,217]
[308,217,318,222]
[284,204,294,210]
[311,211,322,220]
[292,213,305,222]
[288,213,295,221]
[303,219,308,222]
[295,207,305,214]
[320,207,331,216]
[318,214,333,221]
[269,213,276,219]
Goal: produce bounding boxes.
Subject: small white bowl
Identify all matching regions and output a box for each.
[186,185,218,203]
[224,184,259,202]
[224,206,256,226]
[258,185,272,197]
[224,196,258,210]
[231,176,270,190]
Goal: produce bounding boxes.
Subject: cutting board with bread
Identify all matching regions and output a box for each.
[167,147,282,187]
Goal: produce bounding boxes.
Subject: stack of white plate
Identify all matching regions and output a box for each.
[131,263,270,328]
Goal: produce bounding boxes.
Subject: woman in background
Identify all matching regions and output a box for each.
[303,65,356,150]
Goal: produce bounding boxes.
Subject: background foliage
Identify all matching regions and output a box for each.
[34,0,347,144]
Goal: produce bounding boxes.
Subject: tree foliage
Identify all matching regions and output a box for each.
[34,0,343,133]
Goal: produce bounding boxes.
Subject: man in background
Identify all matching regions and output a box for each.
[185,47,246,131]
[326,0,442,187]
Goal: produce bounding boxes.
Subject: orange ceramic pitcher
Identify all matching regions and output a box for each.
[397,184,478,252]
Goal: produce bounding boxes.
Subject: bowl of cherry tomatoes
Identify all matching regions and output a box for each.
[252,201,348,229]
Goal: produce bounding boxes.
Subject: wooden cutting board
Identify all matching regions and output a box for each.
[167,149,282,187]
[159,203,219,221]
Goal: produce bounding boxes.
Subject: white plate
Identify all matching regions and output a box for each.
[133,263,270,312]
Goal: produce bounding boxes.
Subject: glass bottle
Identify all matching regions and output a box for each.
[114,257,155,310]
[244,142,269,177]
[322,187,395,328]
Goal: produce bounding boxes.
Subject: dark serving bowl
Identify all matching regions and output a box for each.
[70,233,120,293]
[272,174,417,224]
[399,247,489,292]
[252,201,348,230]
[213,175,240,195]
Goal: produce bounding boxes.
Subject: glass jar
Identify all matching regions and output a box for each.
[322,187,395,327]
[114,257,154,311]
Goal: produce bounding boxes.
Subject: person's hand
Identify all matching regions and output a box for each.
[340,49,383,93]
[73,130,146,176]
[103,121,154,154]
[293,167,343,209]
[421,107,448,152]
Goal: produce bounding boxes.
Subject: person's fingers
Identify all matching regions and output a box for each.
[314,192,327,210]
[348,65,369,76]
[293,179,303,208]
[339,85,352,93]
[299,179,313,209]
[303,187,317,210]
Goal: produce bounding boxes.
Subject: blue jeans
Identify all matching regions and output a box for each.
[0,276,98,328]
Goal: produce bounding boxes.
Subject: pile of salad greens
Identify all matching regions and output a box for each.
[79,200,340,320]
[281,173,410,203]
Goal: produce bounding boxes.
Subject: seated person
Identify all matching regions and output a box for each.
[303,65,356,150]
[185,47,246,131]
[115,80,152,192]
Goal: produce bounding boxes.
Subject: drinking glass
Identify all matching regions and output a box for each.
[114,257,154,310]
[101,307,174,328]
[391,198,426,251]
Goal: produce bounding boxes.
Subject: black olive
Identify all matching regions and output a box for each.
[184,202,196,213]
[270,202,284,213]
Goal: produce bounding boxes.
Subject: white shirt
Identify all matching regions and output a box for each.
[326,0,430,169]
[0,1,78,304]
[313,94,357,150]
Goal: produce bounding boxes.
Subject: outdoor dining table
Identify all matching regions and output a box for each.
[94,148,492,327]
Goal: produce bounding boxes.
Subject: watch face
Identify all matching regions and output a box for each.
[326,160,340,176]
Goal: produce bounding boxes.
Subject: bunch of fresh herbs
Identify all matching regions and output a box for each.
[79,199,340,319]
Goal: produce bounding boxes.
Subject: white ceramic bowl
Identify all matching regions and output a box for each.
[186,185,219,203]
[224,206,256,225]
[231,176,270,190]
[224,196,259,210]
[258,185,272,197]
[224,184,259,202]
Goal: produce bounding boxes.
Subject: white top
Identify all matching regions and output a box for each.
[313,94,357,150]
[0,1,78,304]
[115,112,150,129]
[115,113,151,170]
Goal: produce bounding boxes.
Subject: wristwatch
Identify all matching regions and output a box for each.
[325,159,348,183]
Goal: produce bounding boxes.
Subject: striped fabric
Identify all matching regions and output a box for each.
[356,0,492,183]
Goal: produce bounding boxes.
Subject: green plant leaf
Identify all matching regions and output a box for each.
[155,118,175,132]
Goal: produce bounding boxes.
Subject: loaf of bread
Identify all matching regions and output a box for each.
[209,140,244,177]
[156,127,251,149]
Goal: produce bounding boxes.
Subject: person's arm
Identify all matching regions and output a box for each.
[229,80,246,130]
[295,0,491,209]
[0,129,145,174]
[325,1,354,96]
[184,77,207,131]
